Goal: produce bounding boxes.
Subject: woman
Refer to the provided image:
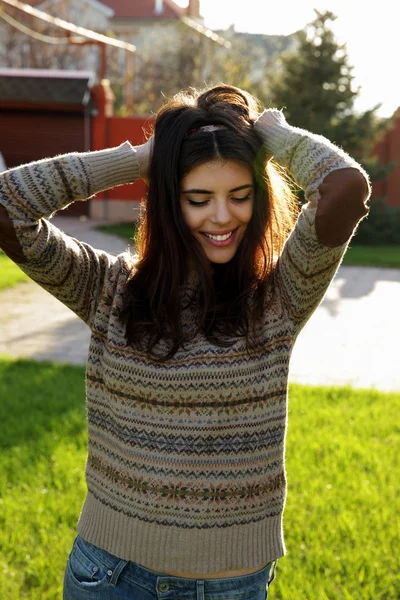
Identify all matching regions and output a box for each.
[0,85,370,599]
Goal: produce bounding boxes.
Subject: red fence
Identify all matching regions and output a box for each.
[372,109,400,206]
[92,113,154,203]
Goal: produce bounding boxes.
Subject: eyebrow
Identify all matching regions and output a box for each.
[182,184,254,194]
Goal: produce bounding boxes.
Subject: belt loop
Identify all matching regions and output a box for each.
[109,559,129,587]
[196,579,205,600]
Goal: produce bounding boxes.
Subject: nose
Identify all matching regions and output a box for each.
[210,199,232,225]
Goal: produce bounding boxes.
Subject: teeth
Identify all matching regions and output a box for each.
[204,231,234,241]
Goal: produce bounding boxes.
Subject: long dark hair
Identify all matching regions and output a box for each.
[119,84,298,361]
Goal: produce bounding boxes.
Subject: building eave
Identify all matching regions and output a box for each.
[1,0,136,51]
[21,0,115,17]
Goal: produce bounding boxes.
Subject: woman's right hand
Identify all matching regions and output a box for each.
[135,137,154,181]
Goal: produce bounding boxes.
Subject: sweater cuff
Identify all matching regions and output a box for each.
[84,142,141,194]
[254,109,298,157]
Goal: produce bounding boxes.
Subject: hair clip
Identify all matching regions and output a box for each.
[185,124,226,137]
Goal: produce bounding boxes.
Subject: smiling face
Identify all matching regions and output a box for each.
[179,159,254,264]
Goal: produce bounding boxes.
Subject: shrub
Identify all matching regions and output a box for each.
[353,197,400,245]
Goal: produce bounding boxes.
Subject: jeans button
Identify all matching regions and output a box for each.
[158,582,170,592]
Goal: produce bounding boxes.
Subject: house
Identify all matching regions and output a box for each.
[0,0,229,113]
[23,0,201,27]
[11,0,222,51]
[0,68,96,215]
[0,66,152,219]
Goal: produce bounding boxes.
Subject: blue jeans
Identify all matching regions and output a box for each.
[63,534,277,599]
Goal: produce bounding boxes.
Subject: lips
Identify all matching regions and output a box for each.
[200,228,238,247]
[204,231,234,241]
[202,228,236,236]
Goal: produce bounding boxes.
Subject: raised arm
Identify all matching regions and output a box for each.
[0,140,151,327]
[254,109,371,331]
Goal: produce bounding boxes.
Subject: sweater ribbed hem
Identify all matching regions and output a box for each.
[77,492,285,574]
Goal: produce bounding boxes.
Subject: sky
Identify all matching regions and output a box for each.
[176,0,399,118]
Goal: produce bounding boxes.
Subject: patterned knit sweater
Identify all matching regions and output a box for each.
[0,110,370,573]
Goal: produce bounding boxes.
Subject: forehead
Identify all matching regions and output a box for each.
[181,159,253,189]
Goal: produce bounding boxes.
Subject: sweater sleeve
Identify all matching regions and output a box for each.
[0,142,140,327]
[254,109,371,333]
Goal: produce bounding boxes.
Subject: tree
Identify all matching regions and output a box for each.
[113,23,215,116]
[267,10,391,175]
[113,25,289,116]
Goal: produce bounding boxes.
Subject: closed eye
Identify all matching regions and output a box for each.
[187,199,209,206]
[232,193,251,202]
[187,194,251,207]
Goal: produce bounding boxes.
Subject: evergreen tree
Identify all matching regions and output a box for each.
[268,10,390,173]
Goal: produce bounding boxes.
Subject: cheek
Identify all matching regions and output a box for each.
[238,201,253,224]
[180,206,203,232]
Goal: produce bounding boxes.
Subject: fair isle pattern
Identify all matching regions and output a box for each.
[0,144,138,325]
[254,109,370,329]
[0,112,370,573]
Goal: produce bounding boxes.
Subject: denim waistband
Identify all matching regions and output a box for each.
[74,534,276,594]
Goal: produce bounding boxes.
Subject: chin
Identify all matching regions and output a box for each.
[205,249,238,264]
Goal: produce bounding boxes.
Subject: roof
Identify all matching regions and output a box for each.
[100,0,185,19]
[24,0,186,19]
[22,0,113,15]
[0,68,95,106]
[8,0,229,47]
[1,0,136,52]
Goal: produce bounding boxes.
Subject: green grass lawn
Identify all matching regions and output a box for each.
[0,251,30,291]
[0,356,398,599]
[342,245,400,268]
[97,221,139,244]
[97,224,400,269]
